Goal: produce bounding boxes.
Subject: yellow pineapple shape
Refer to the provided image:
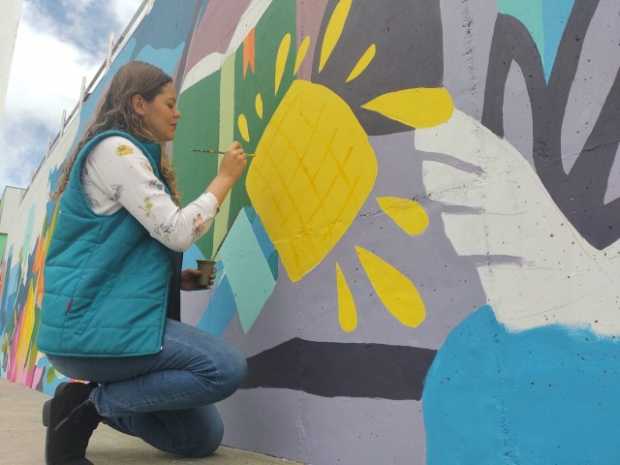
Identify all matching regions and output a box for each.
[248,79,377,282]
[242,0,454,331]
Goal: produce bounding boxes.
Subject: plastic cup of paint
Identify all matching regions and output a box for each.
[196,259,216,288]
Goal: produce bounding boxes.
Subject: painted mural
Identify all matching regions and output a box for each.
[1,1,619,464]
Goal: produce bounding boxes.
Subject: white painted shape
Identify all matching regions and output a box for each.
[225,0,273,55]
[179,0,273,94]
[180,53,224,94]
[416,109,620,336]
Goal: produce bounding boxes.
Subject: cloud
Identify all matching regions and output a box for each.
[0,0,142,191]
[109,0,144,25]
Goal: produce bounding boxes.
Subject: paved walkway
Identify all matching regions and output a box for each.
[0,378,301,465]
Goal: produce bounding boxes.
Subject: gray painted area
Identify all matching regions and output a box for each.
[561,0,620,174]
[220,388,426,465]
[503,61,535,166]
[440,0,496,120]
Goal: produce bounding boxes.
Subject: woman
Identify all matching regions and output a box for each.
[36,61,248,465]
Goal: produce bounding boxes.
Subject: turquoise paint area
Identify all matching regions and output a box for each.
[423,306,620,465]
[245,207,278,280]
[135,43,186,77]
[198,275,236,336]
[542,0,574,80]
[497,0,574,81]
[216,207,276,333]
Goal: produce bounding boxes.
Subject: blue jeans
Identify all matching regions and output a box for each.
[46,318,247,458]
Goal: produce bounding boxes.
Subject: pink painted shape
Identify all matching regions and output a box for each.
[24,365,34,387]
[32,366,44,389]
[296,0,330,80]
[184,0,253,73]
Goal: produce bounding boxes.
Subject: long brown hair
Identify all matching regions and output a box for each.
[52,61,181,204]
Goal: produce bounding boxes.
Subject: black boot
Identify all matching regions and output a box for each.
[43,381,102,465]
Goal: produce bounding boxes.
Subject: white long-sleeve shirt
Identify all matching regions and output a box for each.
[80,136,219,252]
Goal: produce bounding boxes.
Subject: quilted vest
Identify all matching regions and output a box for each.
[37,130,175,357]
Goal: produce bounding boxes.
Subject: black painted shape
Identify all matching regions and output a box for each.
[483,0,620,249]
[240,338,437,400]
[311,0,444,136]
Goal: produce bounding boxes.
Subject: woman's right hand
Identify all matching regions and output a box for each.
[219,141,247,182]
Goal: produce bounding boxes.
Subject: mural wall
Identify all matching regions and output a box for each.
[1,1,619,464]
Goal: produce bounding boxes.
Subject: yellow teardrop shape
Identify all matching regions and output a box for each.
[346,44,376,83]
[361,87,454,128]
[355,246,425,328]
[238,114,250,142]
[294,36,311,75]
[376,196,429,236]
[255,93,264,119]
[336,263,358,332]
[319,0,352,73]
[275,33,292,95]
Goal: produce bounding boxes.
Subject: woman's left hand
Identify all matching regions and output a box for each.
[180,268,213,291]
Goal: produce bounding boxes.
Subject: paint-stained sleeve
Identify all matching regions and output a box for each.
[86,136,219,252]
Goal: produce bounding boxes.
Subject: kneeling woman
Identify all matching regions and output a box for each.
[37,61,248,465]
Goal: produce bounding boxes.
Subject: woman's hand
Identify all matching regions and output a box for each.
[219,141,247,182]
[206,141,248,206]
[180,268,214,291]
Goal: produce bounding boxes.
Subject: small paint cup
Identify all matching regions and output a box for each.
[196,259,216,288]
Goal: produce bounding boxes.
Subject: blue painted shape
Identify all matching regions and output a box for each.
[182,244,206,270]
[217,207,276,332]
[36,357,69,396]
[131,0,200,50]
[542,0,574,81]
[135,43,186,77]
[245,207,278,280]
[497,0,574,81]
[197,275,236,336]
[423,306,620,465]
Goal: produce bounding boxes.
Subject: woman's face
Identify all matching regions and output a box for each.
[134,82,181,143]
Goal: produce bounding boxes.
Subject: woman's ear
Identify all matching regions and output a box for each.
[131,94,146,116]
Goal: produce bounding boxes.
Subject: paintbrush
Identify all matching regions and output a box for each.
[192,148,256,157]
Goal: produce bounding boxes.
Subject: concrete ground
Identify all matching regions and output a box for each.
[0,378,302,465]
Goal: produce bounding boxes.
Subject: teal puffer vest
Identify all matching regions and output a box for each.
[37,130,174,357]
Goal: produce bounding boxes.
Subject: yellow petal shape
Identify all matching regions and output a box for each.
[336,263,358,332]
[294,36,311,75]
[361,87,454,128]
[275,33,292,95]
[255,93,264,119]
[355,246,425,328]
[377,196,429,236]
[238,114,250,142]
[319,0,352,72]
[346,44,376,83]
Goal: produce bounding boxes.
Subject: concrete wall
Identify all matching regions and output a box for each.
[2,1,620,464]
[0,0,23,122]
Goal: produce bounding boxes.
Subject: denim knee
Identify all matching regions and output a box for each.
[216,347,248,398]
[174,415,224,458]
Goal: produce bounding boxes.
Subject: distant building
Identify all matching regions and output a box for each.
[0,0,23,124]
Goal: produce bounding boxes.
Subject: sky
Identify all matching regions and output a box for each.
[0,0,143,194]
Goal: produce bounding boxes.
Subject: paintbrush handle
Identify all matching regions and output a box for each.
[192,148,255,157]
